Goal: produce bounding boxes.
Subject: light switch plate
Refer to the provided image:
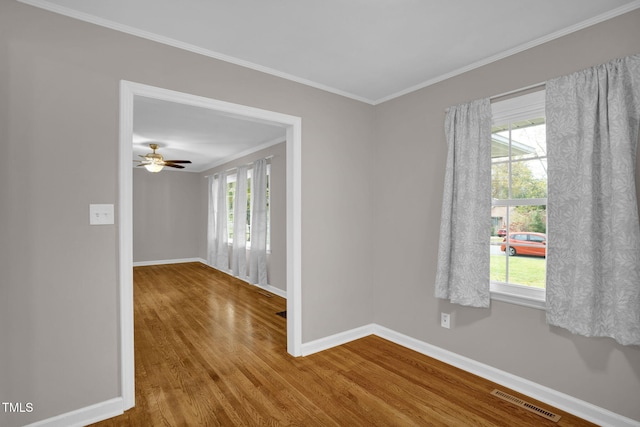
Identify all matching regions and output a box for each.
[90,204,114,225]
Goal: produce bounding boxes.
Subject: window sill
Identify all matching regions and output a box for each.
[490,283,546,310]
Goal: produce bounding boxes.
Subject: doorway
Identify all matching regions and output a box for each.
[118,81,302,410]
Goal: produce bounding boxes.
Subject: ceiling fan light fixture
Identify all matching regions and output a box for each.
[136,143,191,172]
[144,161,164,173]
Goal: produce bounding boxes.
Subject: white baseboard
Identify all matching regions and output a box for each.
[300,323,639,427]
[301,324,374,356]
[25,325,639,427]
[251,282,287,299]
[133,259,288,298]
[133,257,206,267]
[23,397,123,427]
[200,261,288,299]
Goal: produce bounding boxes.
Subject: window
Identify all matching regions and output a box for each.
[226,173,237,241]
[490,91,547,308]
[225,164,271,250]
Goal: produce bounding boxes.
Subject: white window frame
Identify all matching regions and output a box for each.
[491,90,547,310]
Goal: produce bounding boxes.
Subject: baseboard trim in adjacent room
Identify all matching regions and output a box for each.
[133,260,287,298]
[133,257,206,267]
[23,397,123,427]
[199,261,287,299]
[251,282,287,299]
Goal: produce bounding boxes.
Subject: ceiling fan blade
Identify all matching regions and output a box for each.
[139,154,150,159]
[164,164,185,169]
[136,163,150,167]
[164,160,192,164]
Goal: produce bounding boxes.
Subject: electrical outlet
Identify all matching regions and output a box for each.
[441,312,451,329]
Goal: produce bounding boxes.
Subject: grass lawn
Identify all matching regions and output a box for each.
[490,255,546,289]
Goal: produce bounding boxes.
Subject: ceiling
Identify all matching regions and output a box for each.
[20,0,640,170]
[20,0,640,104]
[133,96,286,173]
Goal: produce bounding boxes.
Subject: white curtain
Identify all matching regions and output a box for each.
[249,159,268,286]
[207,175,217,266]
[231,166,248,279]
[214,171,229,271]
[546,54,640,346]
[435,98,492,307]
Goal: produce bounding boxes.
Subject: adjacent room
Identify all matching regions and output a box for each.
[2,1,639,426]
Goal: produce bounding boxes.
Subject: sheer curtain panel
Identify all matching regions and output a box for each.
[231,166,248,279]
[435,98,492,307]
[207,175,217,266]
[214,171,229,271]
[546,54,640,346]
[249,159,268,286]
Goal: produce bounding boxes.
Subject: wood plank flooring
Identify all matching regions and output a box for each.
[90,262,594,426]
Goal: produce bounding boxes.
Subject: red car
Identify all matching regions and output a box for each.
[500,232,546,257]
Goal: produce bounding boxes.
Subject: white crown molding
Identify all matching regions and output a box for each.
[16,0,374,104]
[18,0,640,106]
[372,0,640,105]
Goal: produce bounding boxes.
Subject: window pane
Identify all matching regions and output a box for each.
[491,130,510,160]
[490,235,507,283]
[491,204,546,289]
[491,162,509,199]
[510,159,547,199]
[509,205,547,235]
[491,120,547,200]
[510,121,546,160]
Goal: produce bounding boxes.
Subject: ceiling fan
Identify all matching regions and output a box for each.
[135,143,192,172]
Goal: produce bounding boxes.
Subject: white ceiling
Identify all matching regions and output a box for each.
[133,96,286,172]
[20,0,640,104]
[20,0,640,170]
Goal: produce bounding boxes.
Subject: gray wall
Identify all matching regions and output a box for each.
[372,9,640,422]
[0,2,374,425]
[198,142,287,291]
[133,168,201,263]
[1,0,639,425]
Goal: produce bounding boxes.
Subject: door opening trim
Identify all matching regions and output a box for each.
[118,80,302,409]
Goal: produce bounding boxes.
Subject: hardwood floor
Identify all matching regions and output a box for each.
[90,262,594,426]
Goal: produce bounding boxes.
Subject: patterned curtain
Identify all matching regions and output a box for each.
[435,98,492,307]
[546,54,640,346]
